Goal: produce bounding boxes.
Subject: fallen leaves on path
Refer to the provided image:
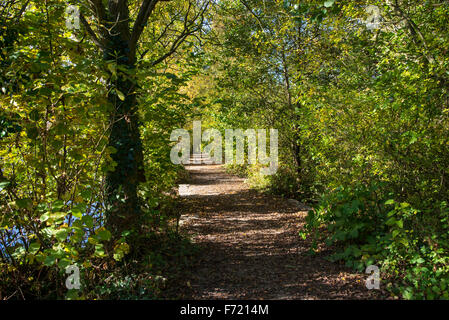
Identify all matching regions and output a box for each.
[178,164,385,300]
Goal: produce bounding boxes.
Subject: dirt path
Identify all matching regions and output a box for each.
[179,164,384,299]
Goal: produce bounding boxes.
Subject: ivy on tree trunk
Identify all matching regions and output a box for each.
[79,0,208,239]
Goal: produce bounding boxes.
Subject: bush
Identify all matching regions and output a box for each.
[301,183,449,299]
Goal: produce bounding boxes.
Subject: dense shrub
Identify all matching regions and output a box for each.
[301,183,449,299]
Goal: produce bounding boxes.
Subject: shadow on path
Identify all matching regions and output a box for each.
[179,164,385,299]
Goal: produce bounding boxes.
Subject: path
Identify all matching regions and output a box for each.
[178,161,384,299]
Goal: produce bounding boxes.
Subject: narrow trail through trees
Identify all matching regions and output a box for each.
[179,163,384,299]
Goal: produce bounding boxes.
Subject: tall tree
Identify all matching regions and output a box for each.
[77,0,209,238]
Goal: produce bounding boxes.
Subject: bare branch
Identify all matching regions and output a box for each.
[130,0,172,56]
[130,0,157,54]
[149,0,209,66]
[88,0,106,24]
[240,0,265,31]
[80,13,106,49]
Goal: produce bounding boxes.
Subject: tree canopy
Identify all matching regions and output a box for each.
[1,0,449,300]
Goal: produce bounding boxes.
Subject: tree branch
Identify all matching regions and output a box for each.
[149,0,209,66]
[240,0,265,32]
[80,13,105,50]
[130,0,172,57]
[88,0,106,23]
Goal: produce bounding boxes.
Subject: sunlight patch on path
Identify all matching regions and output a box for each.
[178,184,191,197]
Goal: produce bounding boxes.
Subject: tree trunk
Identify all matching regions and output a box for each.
[103,32,145,239]
[80,0,206,240]
[292,121,302,179]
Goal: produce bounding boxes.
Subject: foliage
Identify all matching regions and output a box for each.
[2,0,449,300]
[197,0,449,299]
[0,0,205,299]
[301,184,449,299]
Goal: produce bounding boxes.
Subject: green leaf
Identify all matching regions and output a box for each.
[88,236,98,245]
[58,258,71,269]
[44,255,56,266]
[29,109,40,121]
[409,131,418,144]
[55,229,68,242]
[0,181,10,191]
[29,242,41,254]
[51,211,67,221]
[402,288,414,300]
[66,289,80,300]
[324,0,335,7]
[415,257,425,264]
[70,207,83,219]
[94,244,105,257]
[40,212,50,222]
[107,63,116,75]
[386,217,397,226]
[52,200,65,211]
[96,229,111,241]
[16,198,32,209]
[432,286,441,294]
[116,90,125,101]
[121,230,131,237]
[387,210,396,217]
[80,188,92,201]
[82,215,94,228]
